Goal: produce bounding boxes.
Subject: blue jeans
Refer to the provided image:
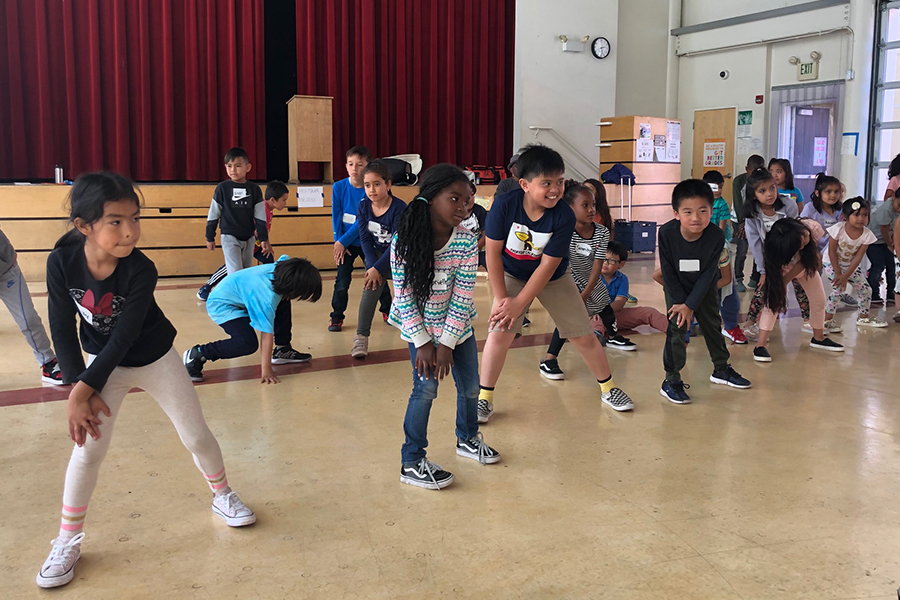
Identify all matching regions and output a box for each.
[330,245,391,321]
[401,335,479,465]
[719,289,740,330]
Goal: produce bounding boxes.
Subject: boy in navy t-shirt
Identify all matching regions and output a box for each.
[478,145,634,421]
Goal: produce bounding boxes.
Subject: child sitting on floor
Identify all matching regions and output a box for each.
[595,240,668,335]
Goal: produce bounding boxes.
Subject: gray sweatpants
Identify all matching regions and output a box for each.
[0,264,55,367]
[221,235,255,275]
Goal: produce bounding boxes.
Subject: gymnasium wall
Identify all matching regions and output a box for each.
[614,0,670,119]
[512,0,619,180]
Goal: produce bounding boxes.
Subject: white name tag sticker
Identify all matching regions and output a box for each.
[342,212,356,225]
[679,259,700,272]
[575,242,592,257]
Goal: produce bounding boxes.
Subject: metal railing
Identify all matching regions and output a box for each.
[528,126,607,181]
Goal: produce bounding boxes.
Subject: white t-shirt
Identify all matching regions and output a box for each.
[826,222,877,270]
[761,212,780,236]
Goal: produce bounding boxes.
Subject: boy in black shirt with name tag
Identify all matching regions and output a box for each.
[206,147,271,275]
[658,179,751,405]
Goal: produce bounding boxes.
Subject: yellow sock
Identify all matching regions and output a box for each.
[478,387,494,404]
[598,377,616,394]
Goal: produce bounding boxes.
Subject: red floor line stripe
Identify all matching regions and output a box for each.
[0,332,555,409]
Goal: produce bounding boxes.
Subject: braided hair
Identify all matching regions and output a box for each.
[394,163,470,316]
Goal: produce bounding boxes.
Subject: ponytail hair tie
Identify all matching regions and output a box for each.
[416,196,429,203]
[851,201,861,211]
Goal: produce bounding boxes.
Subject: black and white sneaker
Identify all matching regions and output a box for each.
[477,399,493,424]
[183,345,205,382]
[601,387,634,412]
[709,365,752,389]
[400,458,454,490]
[752,347,772,363]
[606,334,637,351]
[271,346,312,364]
[456,433,501,464]
[41,358,65,385]
[539,358,565,380]
[810,337,844,352]
[660,380,691,404]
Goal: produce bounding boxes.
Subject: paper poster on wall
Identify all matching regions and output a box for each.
[639,123,652,139]
[737,137,764,155]
[703,139,726,168]
[636,138,653,162]
[665,121,681,162]
[841,132,859,156]
[813,137,828,167]
[297,186,325,208]
[653,135,666,162]
[737,110,753,138]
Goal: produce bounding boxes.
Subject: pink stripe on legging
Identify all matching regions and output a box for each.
[211,480,229,490]
[62,504,88,513]
[60,522,84,531]
[205,467,226,480]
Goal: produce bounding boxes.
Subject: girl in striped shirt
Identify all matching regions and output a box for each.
[389,164,500,490]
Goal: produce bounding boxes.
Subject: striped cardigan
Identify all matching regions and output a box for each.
[388,227,478,348]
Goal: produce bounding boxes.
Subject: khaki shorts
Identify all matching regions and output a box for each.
[489,273,594,339]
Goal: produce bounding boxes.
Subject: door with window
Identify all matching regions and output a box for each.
[788,104,835,202]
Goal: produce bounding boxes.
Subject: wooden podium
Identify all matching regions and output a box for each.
[287,95,334,184]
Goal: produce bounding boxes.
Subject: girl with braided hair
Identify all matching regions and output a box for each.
[390,164,501,490]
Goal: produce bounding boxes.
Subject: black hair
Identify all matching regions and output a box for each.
[810,173,842,214]
[702,170,725,187]
[346,145,372,161]
[363,159,391,183]
[761,219,819,314]
[395,163,470,316]
[606,240,628,262]
[516,144,565,181]
[224,147,249,163]
[841,196,870,220]
[562,180,592,206]
[265,180,289,200]
[468,180,477,194]
[746,154,765,170]
[271,257,322,301]
[671,179,714,210]
[768,158,795,190]
[55,172,142,249]
[584,178,613,233]
[743,167,783,219]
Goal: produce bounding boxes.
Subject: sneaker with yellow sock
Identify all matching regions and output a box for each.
[599,377,634,411]
[477,388,494,423]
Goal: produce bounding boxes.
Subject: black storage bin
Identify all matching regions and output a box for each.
[614,220,657,253]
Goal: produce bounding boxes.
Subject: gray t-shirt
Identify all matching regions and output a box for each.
[868,200,900,244]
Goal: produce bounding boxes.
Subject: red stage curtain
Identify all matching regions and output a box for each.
[296,0,515,177]
[0,0,266,181]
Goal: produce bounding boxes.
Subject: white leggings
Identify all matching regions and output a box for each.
[59,348,226,534]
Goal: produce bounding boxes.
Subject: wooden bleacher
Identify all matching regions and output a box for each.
[0,183,497,281]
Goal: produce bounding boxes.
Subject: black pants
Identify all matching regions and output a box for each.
[200,299,292,360]
[733,236,749,282]
[330,244,392,321]
[663,285,730,381]
[547,305,616,356]
[866,243,895,300]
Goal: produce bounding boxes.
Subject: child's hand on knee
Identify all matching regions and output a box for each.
[364,268,383,290]
[667,304,693,328]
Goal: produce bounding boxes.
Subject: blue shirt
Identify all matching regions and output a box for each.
[357,195,407,274]
[206,256,289,334]
[602,270,629,300]
[779,187,805,206]
[484,188,575,281]
[332,178,368,248]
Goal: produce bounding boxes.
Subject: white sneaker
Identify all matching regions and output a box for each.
[350,334,369,358]
[823,319,843,334]
[857,317,888,328]
[36,533,85,589]
[212,491,256,527]
[800,321,813,334]
[742,323,759,341]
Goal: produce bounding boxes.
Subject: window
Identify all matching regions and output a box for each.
[870,1,900,201]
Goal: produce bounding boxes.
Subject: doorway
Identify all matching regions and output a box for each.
[692,108,736,203]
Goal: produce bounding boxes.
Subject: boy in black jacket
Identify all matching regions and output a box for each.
[205,147,271,275]
[658,179,751,405]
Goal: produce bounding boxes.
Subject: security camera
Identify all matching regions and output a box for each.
[719,70,730,80]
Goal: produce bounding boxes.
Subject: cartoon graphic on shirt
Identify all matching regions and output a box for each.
[368,221,392,245]
[506,223,552,260]
[69,289,125,335]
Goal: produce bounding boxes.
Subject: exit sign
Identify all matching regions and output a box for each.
[798,61,819,81]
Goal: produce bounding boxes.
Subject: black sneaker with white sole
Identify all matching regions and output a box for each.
[606,335,637,351]
[752,346,772,363]
[601,387,634,411]
[709,365,752,389]
[477,399,493,424]
[809,337,844,352]
[456,433,501,464]
[41,358,65,385]
[539,358,565,380]
[400,458,454,490]
[271,346,312,364]
[183,345,205,382]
